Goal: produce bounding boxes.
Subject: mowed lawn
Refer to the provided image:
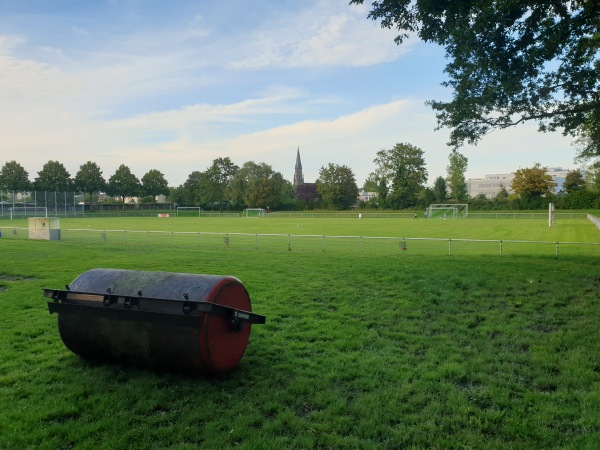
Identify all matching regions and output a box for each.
[6,214,598,242]
[0,216,599,448]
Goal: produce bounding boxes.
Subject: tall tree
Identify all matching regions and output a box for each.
[198,157,239,210]
[432,176,448,203]
[562,169,587,193]
[417,186,436,209]
[34,160,72,191]
[511,163,557,199]
[0,160,31,192]
[446,151,468,202]
[370,142,428,209]
[168,185,186,206]
[351,1,600,155]
[182,171,205,206]
[106,164,141,208]
[316,163,358,210]
[585,161,600,193]
[362,175,379,193]
[74,161,106,202]
[227,161,288,209]
[141,169,169,203]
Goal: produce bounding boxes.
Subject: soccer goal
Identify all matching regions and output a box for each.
[242,208,266,218]
[427,204,468,219]
[176,207,202,217]
[9,206,48,220]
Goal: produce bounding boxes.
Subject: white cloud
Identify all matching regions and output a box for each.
[229,1,406,69]
[0,34,82,108]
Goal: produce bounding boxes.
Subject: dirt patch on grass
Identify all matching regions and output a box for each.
[0,274,36,281]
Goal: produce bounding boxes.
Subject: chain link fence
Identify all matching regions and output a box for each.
[0,190,85,218]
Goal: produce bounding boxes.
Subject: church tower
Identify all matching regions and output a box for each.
[293,147,304,187]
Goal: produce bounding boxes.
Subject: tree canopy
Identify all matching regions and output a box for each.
[74,161,106,201]
[562,169,586,193]
[316,163,359,209]
[0,160,31,192]
[141,169,169,202]
[34,160,72,191]
[511,163,557,198]
[199,157,239,209]
[106,164,141,207]
[370,142,428,209]
[351,0,600,156]
[446,151,469,202]
[432,176,447,203]
[227,161,291,209]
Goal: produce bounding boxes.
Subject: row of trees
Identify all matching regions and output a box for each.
[171,158,296,211]
[2,143,600,211]
[0,144,431,211]
[0,160,169,207]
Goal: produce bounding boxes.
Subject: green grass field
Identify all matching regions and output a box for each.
[1,216,599,448]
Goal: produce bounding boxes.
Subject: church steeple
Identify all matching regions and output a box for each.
[293,146,304,187]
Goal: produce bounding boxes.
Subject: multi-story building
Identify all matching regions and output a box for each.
[466,167,574,198]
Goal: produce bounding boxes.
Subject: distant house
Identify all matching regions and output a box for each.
[358,190,378,203]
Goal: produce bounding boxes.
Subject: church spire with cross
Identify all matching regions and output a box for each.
[293,146,304,187]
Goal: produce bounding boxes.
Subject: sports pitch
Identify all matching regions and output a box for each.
[1,215,599,448]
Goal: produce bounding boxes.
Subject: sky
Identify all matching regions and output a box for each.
[0,0,582,189]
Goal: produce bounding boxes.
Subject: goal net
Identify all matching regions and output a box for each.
[242,208,266,218]
[10,206,48,220]
[426,204,468,219]
[176,207,202,217]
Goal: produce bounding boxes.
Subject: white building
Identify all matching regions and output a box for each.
[466,167,574,198]
[358,190,378,203]
[467,173,515,198]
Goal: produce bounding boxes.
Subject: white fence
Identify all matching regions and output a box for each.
[2,226,599,257]
[267,212,589,219]
[588,214,600,231]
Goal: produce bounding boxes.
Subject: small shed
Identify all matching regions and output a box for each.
[28,217,61,241]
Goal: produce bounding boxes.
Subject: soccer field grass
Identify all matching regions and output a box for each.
[5,214,599,242]
[1,216,599,448]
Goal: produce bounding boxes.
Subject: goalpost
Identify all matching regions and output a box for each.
[176,207,202,217]
[426,204,469,219]
[242,208,266,218]
[549,203,555,227]
[9,206,48,220]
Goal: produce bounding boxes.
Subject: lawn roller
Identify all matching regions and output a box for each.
[43,268,266,374]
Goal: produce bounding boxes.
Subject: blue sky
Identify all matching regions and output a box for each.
[0,0,580,188]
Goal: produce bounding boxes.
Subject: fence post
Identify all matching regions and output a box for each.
[556,242,559,255]
[322,235,325,253]
[448,239,452,255]
[499,240,503,255]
